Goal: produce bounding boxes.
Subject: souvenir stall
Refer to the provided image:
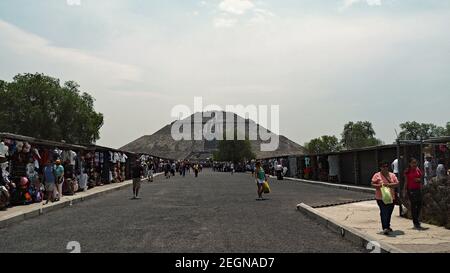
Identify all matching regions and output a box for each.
[0,133,88,205]
[0,132,142,211]
[88,145,133,185]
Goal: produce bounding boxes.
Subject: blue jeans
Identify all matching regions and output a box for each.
[377,200,395,230]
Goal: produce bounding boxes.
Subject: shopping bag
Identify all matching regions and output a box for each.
[381,185,393,205]
[262,181,271,194]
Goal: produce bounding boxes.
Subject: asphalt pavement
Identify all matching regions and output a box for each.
[0,170,373,253]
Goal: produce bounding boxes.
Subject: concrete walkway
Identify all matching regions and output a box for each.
[316,201,450,253]
[0,174,162,229]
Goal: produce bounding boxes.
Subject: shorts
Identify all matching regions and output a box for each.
[256,179,265,185]
[133,178,141,188]
[45,183,55,192]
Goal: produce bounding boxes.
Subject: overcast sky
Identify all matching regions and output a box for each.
[1,0,449,148]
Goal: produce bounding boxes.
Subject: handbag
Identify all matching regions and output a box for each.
[262,181,271,194]
[380,172,397,205]
[381,184,393,205]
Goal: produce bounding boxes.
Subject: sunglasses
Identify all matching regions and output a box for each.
[381,165,389,168]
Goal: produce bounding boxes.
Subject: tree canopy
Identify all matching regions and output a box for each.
[213,131,255,162]
[0,73,104,144]
[305,135,341,154]
[398,121,450,140]
[341,121,383,149]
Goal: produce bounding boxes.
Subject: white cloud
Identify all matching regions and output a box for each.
[219,0,254,15]
[214,0,274,28]
[0,19,142,86]
[341,0,382,10]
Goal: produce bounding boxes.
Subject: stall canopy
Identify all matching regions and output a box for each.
[0,132,88,151]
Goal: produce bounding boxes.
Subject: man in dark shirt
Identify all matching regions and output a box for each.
[132,160,143,199]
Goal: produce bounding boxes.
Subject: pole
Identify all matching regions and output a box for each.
[396,139,403,217]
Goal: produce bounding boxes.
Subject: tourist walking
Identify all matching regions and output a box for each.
[403,158,424,230]
[148,161,155,182]
[171,162,176,177]
[275,161,283,180]
[164,161,171,179]
[371,161,399,235]
[193,164,199,178]
[182,162,186,177]
[254,162,266,200]
[132,160,143,199]
[142,161,149,182]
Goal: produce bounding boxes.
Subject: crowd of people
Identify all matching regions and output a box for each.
[212,162,241,173]
[130,157,206,198]
[0,136,157,210]
[139,159,205,180]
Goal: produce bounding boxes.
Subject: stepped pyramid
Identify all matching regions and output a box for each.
[120,111,305,160]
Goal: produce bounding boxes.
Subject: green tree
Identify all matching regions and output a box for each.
[341,121,382,149]
[213,131,255,162]
[0,73,104,144]
[398,121,448,140]
[305,135,341,154]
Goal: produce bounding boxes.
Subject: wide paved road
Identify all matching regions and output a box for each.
[0,170,373,253]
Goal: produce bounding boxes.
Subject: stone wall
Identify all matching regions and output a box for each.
[421,177,450,229]
[403,177,450,229]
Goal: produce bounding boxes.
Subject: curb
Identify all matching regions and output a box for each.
[311,198,376,209]
[297,203,406,253]
[270,176,375,194]
[0,173,163,229]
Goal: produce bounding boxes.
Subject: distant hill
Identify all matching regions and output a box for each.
[120,111,305,160]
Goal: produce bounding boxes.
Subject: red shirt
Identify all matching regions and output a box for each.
[405,167,422,190]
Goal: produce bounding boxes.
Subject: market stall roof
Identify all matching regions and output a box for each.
[0,132,87,150]
[262,137,450,160]
[258,152,305,160]
[259,142,421,159]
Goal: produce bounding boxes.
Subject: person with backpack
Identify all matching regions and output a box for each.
[371,161,399,235]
